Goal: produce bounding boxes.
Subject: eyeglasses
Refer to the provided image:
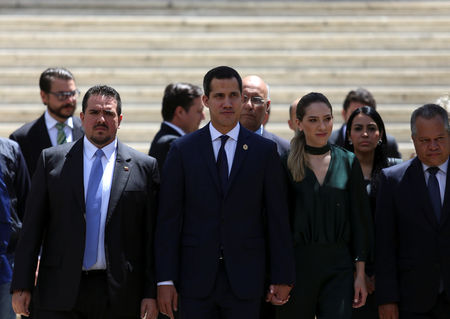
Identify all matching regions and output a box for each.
[243,95,266,107]
[48,89,80,101]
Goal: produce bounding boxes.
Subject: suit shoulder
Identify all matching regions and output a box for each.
[10,118,40,139]
[382,158,414,181]
[329,128,341,144]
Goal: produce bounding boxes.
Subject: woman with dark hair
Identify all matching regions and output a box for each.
[344,106,401,319]
[277,92,373,319]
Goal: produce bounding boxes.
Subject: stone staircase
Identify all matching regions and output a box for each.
[1,1,450,158]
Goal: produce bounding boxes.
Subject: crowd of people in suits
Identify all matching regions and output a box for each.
[0,65,448,319]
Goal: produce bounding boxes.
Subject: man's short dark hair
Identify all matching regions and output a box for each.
[411,103,450,136]
[161,83,203,121]
[203,66,242,97]
[39,67,75,93]
[342,88,376,111]
[82,85,122,115]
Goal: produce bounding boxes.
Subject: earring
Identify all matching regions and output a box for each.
[348,139,352,145]
[377,139,382,145]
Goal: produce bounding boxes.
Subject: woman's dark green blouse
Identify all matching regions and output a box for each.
[285,145,373,262]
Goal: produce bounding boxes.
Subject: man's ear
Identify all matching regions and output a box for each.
[40,90,49,105]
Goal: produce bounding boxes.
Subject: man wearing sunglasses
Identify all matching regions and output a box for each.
[10,67,84,176]
[240,76,290,156]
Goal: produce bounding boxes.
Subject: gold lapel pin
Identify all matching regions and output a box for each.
[124,166,129,171]
[243,144,248,150]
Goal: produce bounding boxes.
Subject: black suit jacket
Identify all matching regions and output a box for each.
[148,122,182,173]
[11,138,159,316]
[155,124,295,300]
[329,124,401,159]
[375,157,450,312]
[261,129,290,156]
[9,113,84,177]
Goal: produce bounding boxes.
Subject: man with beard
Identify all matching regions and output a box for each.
[10,67,84,176]
[240,75,289,156]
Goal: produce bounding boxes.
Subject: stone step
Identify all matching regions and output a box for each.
[1,49,448,68]
[2,1,450,17]
[2,67,449,87]
[0,120,413,143]
[0,85,446,106]
[3,31,450,50]
[1,15,450,32]
[0,102,417,124]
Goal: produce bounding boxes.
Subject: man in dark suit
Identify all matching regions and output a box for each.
[155,66,295,319]
[149,83,204,172]
[376,104,450,319]
[10,67,84,176]
[11,85,159,319]
[329,88,401,159]
[240,75,290,156]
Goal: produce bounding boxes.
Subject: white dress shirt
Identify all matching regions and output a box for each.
[163,121,186,136]
[44,110,75,146]
[209,122,240,175]
[83,136,117,270]
[422,159,448,206]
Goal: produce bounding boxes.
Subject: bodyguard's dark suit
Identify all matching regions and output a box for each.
[330,124,401,159]
[9,113,84,176]
[375,157,450,313]
[148,122,182,173]
[155,124,295,302]
[11,138,159,317]
[261,130,290,156]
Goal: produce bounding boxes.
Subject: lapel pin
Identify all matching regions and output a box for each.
[124,166,129,171]
[243,144,248,150]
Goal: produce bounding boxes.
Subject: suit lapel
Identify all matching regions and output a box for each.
[199,125,221,194]
[226,126,250,197]
[106,141,131,224]
[65,139,85,213]
[35,114,52,149]
[410,158,439,229]
[439,157,450,228]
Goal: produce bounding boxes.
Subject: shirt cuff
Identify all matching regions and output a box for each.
[157,280,174,286]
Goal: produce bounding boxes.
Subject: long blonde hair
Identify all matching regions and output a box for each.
[287,92,333,182]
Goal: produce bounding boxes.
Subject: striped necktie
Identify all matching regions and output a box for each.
[55,122,67,145]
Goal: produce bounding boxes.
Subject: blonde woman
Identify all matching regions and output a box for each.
[277,92,373,319]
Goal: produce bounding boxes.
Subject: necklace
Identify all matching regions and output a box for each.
[305,143,330,155]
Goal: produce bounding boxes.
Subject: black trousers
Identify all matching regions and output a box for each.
[400,293,450,319]
[276,244,354,319]
[33,271,136,319]
[180,261,261,319]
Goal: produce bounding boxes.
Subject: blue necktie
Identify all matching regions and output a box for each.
[217,135,229,194]
[427,167,442,223]
[83,149,104,269]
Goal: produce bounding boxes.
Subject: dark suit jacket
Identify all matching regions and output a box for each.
[329,124,401,159]
[155,124,295,300]
[148,122,182,173]
[11,138,159,316]
[9,113,84,177]
[261,129,290,156]
[375,157,450,313]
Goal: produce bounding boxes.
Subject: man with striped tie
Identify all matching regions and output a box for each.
[10,67,84,176]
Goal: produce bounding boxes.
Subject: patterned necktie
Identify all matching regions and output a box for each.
[427,167,442,223]
[83,149,104,269]
[55,122,67,145]
[217,135,229,194]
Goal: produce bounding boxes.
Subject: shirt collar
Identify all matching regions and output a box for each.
[163,121,185,136]
[209,122,240,142]
[254,125,264,136]
[83,136,117,160]
[422,158,449,175]
[44,110,74,130]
